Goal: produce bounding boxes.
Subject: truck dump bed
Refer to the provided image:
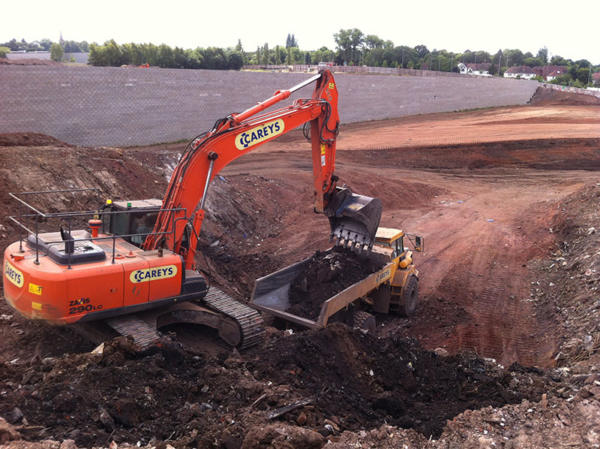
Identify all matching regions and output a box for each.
[250,257,395,328]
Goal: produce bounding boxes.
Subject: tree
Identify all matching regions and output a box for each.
[285,34,298,48]
[39,38,53,51]
[0,47,10,58]
[63,40,81,53]
[550,74,571,85]
[575,59,590,69]
[504,49,523,67]
[262,43,269,66]
[50,43,64,62]
[334,28,364,65]
[524,57,543,67]
[576,67,590,85]
[413,44,429,59]
[227,51,244,70]
[157,43,174,67]
[537,46,548,64]
[550,55,569,66]
[275,45,282,64]
[105,39,122,66]
[89,43,108,66]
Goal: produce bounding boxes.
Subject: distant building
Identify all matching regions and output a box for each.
[503,66,536,80]
[593,72,600,83]
[457,62,492,76]
[533,66,568,81]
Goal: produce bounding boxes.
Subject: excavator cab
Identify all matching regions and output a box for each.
[102,199,189,251]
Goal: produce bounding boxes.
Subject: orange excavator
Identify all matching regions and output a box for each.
[3,70,382,348]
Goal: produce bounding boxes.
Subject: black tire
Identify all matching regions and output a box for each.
[398,276,418,317]
[353,311,376,333]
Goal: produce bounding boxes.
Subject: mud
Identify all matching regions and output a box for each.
[287,247,384,320]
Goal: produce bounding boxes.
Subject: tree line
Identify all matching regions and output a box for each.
[1,32,598,87]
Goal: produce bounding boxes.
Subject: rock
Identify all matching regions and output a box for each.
[0,417,21,444]
[222,433,243,449]
[434,348,450,357]
[8,407,24,424]
[60,440,78,449]
[297,412,307,426]
[377,429,388,440]
[99,407,115,432]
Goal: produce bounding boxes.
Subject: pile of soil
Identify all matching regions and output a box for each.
[287,247,385,319]
[529,86,600,106]
[250,324,558,439]
[0,325,565,447]
[0,133,73,147]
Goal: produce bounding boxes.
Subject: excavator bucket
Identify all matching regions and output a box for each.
[324,187,382,252]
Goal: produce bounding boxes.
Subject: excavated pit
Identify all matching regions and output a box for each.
[2,92,600,447]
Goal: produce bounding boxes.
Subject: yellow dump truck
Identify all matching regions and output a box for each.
[251,228,423,332]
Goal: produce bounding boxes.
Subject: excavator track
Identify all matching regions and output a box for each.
[105,315,163,348]
[201,287,264,349]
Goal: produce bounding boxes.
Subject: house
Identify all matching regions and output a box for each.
[504,66,536,80]
[592,72,600,83]
[533,66,568,81]
[457,62,492,76]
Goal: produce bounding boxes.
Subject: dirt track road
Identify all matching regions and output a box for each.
[256,105,600,152]
[221,103,600,367]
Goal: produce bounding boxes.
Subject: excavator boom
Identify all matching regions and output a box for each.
[143,70,382,268]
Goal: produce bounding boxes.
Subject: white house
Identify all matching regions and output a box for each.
[457,62,492,76]
[504,66,536,80]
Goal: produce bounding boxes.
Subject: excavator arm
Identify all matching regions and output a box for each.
[144,70,382,269]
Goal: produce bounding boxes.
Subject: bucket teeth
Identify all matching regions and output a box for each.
[324,186,382,251]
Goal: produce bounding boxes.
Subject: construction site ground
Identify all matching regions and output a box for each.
[1,88,600,448]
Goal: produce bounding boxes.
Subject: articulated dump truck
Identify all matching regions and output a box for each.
[251,228,423,332]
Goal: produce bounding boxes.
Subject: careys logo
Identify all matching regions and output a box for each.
[235,119,285,150]
[376,268,392,284]
[130,265,178,284]
[4,260,24,288]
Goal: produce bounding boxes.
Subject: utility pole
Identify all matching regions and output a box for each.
[499,55,502,77]
[401,48,404,68]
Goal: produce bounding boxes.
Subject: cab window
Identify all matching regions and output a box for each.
[131,212,158,245]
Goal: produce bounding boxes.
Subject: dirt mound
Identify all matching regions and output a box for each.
[287,247,385,319]
[531,183,600,367]
[0,58,62,66]
[529,87,600,106]
[0,133,73,148]
[250,325,555,439]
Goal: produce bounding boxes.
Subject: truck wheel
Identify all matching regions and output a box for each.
[353,311,376,333]
[398,276,418,317]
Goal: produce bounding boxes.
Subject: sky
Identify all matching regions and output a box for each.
[2,0,599,64]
